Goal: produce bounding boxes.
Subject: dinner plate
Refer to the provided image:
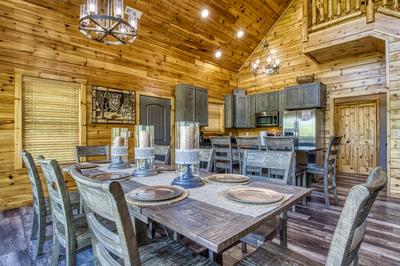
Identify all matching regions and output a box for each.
[155,165,176,172]
[225,187,284,204]
[87,160,111,164]
[76,163,99,170]
[126,186,182,202]
[90,172,131,181]
[208,174,249,183]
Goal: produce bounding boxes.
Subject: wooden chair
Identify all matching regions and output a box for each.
[210,136,238,173]
[69,167,217,266]
[235,137,261,174]
[240,150,294,252]
[21,150,80,257]
[38,158,91,266]
[154,144,171,165]
[199,148,215,172]
[75,145,110,163]
[264,136,306,186]
[305,136,342,208]
[235,167,387,266]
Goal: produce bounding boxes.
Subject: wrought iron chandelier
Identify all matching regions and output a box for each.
[251,41,280,76]
[79,0,142,45]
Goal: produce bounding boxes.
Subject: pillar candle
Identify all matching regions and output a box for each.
[139,130,150,148]
[180,125,194,149]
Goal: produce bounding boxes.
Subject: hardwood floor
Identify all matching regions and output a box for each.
[0,173,399,265]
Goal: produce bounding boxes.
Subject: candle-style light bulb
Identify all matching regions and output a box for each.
[275,58,280,66]
[255,59,260,65]
[128,10,138,28]
[87,0,98,14]
[80,4,88,19]
[114,0,124,17]
[267,56,272,64]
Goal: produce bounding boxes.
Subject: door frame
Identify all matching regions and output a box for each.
[136,92,175,162]
[329,91,389,193]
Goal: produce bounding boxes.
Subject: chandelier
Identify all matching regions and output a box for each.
[251,41,280,76]
[79,0,142,45]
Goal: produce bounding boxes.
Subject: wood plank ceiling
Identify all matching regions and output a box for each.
[23,0,292,71]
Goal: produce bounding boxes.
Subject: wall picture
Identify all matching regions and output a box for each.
[92,86,136,124]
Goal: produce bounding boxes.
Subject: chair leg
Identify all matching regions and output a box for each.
[241,242,247,253]
[30,209,38,240]
[51,234,61,266]
[35,211,46,257]
[66,240,77,266]
[332,171,338,205]
[323,173,330,208]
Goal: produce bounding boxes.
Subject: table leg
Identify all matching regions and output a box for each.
[208,250,223,265]
[134,218,150,247]
[173,231,181,241]
[147,221,156,240]
[279,211,288,248]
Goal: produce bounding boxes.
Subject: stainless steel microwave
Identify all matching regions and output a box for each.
[255,111,279,127]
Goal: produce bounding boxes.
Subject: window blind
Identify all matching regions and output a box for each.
[203,103,224,133]
[23,78,81,164]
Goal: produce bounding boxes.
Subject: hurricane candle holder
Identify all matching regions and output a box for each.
[133,125,157,177]
[109,128,130,169]
[172,121,203,188]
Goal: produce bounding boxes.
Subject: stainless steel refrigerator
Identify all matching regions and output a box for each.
[283,109,323,149]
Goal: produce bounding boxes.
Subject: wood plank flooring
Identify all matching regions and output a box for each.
[0,173,399,265]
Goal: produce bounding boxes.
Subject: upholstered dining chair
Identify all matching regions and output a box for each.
[305,136,342,208]
[235,167,387,266]
[235,137,261,174]
[75,145,110,163]
[199,148,215,172]
[69,167,217,266]
[210,136,238,173]
[21,150,80,257]
[38,158,91,266]
[154,144,171,165]
[240,150,294,253]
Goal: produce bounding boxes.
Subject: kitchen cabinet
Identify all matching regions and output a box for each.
[284,82,326,110]
[279,91,285,127]
[176,84,208,126]
[255,93,267,113]
[248,94,256,128]
[224,95,233,128]
[224,94,255,128]
[255,92,279,113]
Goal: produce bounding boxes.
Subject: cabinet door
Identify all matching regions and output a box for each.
[285,85,301,109]
[224,95,233,128]
[234,95,249,128]
[256,93,267,113]
[301,83,320,108]
[279,91,285,127]
[176,85,196,122]
[267,92,278,111]
[248,95,256,128]
[195,88,208,126]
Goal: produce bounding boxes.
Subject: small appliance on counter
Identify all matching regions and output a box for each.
[255,111,279,127]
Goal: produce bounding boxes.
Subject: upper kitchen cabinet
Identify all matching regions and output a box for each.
[284,82,326,110]
[224,94,255,128]
[175,84,208,126]
[279,91,285,127]
[255,92,279,113]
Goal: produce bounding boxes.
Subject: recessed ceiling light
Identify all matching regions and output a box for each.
[215,50,222,58]
[201,9,209,18]
[237,30,244,38]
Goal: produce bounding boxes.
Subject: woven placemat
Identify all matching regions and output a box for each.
[125,190,189,208]
[218,190,288,209]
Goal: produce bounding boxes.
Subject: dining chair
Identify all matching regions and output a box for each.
[199,148,215,172]
[235,137,261,174]
[75,145,110,163]
[38,158,91,266]
[21,150,81,257]
[240,149,293,252]
[69,167,217,266]
[264,136,306,186]
[154,144,171,165]
[305,136,342,208]
[235,167,387,266]
[210,136,238,173]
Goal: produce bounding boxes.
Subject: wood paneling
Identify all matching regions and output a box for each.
[0,0,238,210]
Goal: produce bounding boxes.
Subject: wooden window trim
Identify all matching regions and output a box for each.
[14,69,87,169]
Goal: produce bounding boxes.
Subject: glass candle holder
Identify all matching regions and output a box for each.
[109,128,130,169]
[133,125,157,177]
[172,121,203,188]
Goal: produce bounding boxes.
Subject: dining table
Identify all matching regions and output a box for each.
[64,163,313,265]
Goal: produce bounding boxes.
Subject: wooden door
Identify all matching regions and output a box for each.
[335,102,378,174]
[140,95,171,145]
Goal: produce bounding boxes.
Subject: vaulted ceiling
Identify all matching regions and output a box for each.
[24,0,292,71]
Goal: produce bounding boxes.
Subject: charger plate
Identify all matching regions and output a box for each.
[225,187,284,205]
[126,189,189,207]
[207,174,250,184]
[90,172,131,181]
[76,163,99,170]
[126,186,182,202]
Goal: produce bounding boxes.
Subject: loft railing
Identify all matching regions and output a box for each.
[302,0,400,41]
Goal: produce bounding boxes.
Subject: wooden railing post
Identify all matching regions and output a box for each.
[366,0,375,23]
[328,0,333,18]
[312,0,317,25]
[382,0,387,8]
[337,0,342,17]
[356,0,361,10]
[346,0,351,13]
[395,0,399,9]
[303,0,309,42]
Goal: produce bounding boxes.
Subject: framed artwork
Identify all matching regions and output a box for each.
[92,86,136,124]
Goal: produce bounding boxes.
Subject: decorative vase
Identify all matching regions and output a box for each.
[133,125,157,177]
[171,121,203,188]
[109,128,131,169]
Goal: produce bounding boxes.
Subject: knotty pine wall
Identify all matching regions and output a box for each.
[0,0,237,210]
[237,0,400,197]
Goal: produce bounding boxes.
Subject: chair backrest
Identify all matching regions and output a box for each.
[75,145,110,163]
[210,136,234,172]
[199,148,215,172]
[21,150,46,214]
[264,136,295,152]
[326,167,387,266]
[37,158,75,245]
[69,168,140,266]
[242,150,293,184]
[323,136,342,174]
[236,137,261,173]
[154,145,171,165]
